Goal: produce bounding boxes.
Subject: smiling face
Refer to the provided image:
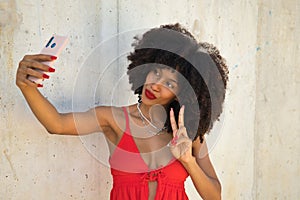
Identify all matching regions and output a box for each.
[141,67,180,106]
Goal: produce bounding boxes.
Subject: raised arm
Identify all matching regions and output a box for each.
[169,106,221,199]
[16,54,109,135]
[185,139,222,200]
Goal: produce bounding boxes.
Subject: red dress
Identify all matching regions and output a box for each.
[109,107,189,200]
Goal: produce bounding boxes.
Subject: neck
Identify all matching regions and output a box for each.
[137,102,151,120]
[136,102,167,135]
[137,102,167,128]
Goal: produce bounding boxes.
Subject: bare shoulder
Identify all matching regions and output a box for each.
[94,106,125,125]
[94,106,126,141]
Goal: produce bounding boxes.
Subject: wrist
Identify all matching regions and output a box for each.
[19,84,38,92]
[180,155,197,167]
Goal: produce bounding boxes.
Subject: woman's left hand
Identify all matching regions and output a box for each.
[169,106,193,163]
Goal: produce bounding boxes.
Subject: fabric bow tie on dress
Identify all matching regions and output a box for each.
[141,169,167,182]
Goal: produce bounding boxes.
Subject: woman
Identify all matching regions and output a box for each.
[16,23,228,200]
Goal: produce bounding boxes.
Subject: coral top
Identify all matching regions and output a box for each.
[109,107,189,200]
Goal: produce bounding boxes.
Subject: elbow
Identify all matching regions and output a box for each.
[46,125,64,135]
[45,124,76,135]
[47,129,59,135]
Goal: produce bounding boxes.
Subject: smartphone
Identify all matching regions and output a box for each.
[28,35,68,84]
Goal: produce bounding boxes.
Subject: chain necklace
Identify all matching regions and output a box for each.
[136,102,165,135]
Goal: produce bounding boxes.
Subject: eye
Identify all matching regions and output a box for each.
[166,81,174,88]
[153,69,160,77]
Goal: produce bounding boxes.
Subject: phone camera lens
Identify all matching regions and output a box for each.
[46,36,54,48]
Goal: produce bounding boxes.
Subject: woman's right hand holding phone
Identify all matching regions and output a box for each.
[15,54,105,136]
[16,54,57,90]
[15,54,68,134]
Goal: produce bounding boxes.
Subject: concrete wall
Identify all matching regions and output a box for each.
[1,0,299,199]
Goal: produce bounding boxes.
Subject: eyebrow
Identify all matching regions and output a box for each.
[156,67,178,83]
[168,79,178,84]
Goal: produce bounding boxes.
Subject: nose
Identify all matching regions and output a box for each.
[150,81,162,92]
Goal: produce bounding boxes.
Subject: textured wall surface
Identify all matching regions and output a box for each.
[254,0,300,199]
[1,0,299,199]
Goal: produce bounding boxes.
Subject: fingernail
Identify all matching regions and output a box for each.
[171,135,178,145]
[43,74,49,79]
[48,67,55,72]
[51,56,57,60]
[37,84,43,88]
[171,138,177,145]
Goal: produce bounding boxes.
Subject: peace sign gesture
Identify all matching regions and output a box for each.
[169,106,193,163]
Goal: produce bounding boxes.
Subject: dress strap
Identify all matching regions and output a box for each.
[122,107,131,134]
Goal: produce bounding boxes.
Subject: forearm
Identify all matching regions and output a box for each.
[16,54,78,134]
[20,87,63,134]
[182,157,221,200]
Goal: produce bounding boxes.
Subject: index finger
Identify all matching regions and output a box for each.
[178,105,185,128]
[23,54,57,62]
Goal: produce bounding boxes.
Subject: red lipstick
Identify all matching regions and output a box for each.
[145,89,156,100]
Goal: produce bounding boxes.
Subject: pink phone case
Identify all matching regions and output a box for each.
[28,35,68,84]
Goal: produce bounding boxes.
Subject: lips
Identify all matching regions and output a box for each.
[145,89,157,100]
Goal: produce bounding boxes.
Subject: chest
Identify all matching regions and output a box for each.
[134,134,174,169]
[107,128,174,170]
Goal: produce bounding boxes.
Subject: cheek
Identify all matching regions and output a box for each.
[162,88,178,99]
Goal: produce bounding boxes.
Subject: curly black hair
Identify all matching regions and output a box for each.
[127,23,229,142]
